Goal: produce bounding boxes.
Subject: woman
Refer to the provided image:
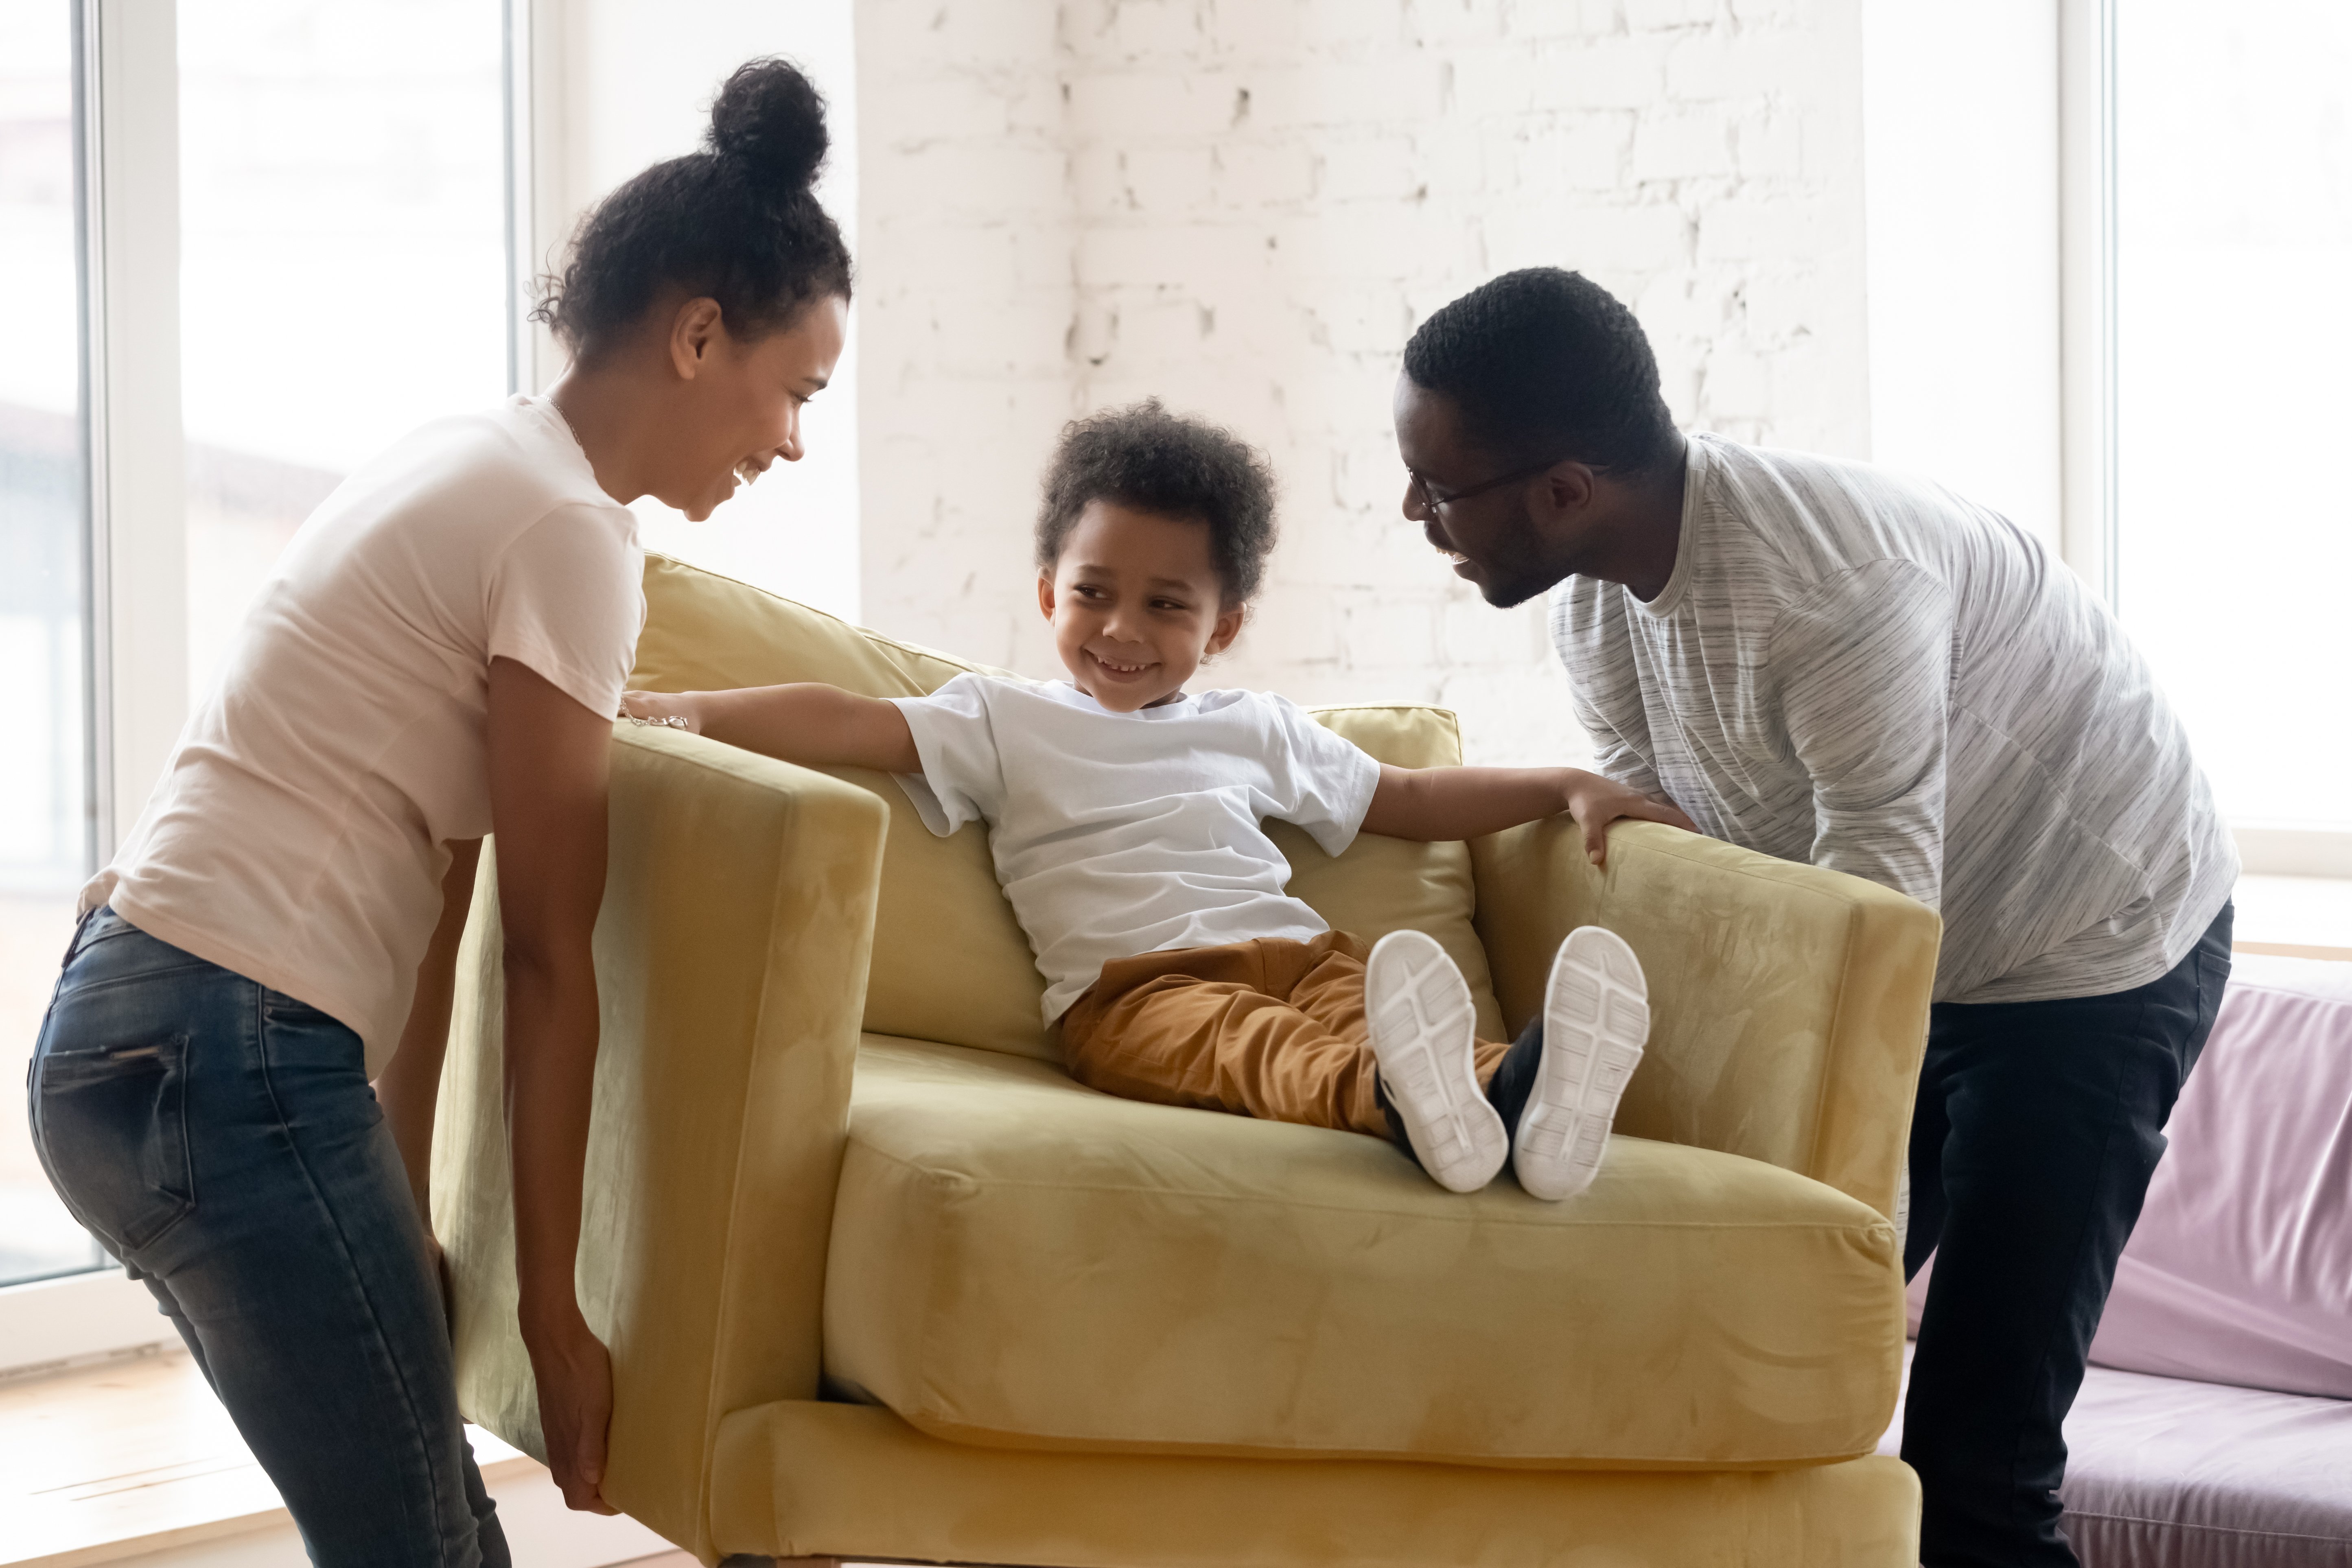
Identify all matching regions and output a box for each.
[26,57,849,1565]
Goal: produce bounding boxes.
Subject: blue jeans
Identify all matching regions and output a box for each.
[28,908,508,1568]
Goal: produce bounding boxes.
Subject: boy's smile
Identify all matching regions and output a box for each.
[1039,499,1246,713]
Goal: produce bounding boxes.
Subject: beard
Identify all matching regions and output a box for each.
[1477,567,1550,610]
[1465,513,1562,610]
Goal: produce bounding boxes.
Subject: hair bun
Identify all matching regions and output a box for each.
[707,57,829,195]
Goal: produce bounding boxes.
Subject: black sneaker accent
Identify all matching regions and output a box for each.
[1373,1071,1424,1171]
[1483,1016,1546,1144]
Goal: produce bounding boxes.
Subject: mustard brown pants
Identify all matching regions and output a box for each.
[1056,931,1512,1138]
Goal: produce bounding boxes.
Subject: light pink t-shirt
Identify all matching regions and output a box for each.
[85,396,644,1075]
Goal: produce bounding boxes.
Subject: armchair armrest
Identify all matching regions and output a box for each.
[1471,818,1938,1219]
[435,725,887,1558]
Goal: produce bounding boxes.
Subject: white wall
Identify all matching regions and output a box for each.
[534,0,862,621]
[853,0,1077,671]
[855,0,1873,764]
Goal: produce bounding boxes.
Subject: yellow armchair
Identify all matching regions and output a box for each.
[436,557,1938,1567]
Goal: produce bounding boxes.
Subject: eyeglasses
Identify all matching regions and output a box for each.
[1407,455,1594,517]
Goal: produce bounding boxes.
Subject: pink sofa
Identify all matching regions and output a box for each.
[1884,953,2352,1566]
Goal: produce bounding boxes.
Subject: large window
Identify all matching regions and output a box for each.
[180,0,509,701]
[2,3,864,1351]
[1866,2,2352,869]
[0,1,103,1288]
[0,0,510,1306]
[2111,0,2352,836]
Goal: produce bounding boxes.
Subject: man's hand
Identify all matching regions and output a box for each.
[1562,772,1697,866]
[1363,763,1697,852]
[618,689,703,733]
[524,1305,618,1514]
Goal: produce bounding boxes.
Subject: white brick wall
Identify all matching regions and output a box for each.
[856,0,1869,764]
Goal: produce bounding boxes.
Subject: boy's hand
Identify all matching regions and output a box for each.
[618,689,702,734]
[1562,772,1698,867]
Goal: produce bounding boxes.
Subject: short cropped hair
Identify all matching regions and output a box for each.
[1403,268,1680,474]
[1035,400,1278,604]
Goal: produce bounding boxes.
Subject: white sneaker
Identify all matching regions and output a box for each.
[1365,929,1509,1194]
[1515,926,1649,1201]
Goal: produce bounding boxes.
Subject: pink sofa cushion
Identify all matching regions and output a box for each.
[1881,1349,2352,1566]
[1908,953,2352,1400]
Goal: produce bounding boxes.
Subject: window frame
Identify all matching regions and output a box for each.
[2060,0,2352,875]
[0,0,531,1377]
[0,0,189,1378]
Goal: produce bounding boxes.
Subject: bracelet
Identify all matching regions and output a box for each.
[619,713,690,730]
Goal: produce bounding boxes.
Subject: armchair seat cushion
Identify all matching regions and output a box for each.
[822,1035,1906,1470]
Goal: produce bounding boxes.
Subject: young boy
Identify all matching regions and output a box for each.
[623,400,1690,1197]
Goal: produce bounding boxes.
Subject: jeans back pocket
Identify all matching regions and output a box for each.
[33,1034,198,1255]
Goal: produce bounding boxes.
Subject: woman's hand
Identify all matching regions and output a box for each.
[617,689,702,733]
[1562,772,1698,867]
[523,1305,618,1514]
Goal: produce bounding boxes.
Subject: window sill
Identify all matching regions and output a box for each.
[2233,874,2352,962]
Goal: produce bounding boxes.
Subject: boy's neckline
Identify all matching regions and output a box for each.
[1046,678,1200,717]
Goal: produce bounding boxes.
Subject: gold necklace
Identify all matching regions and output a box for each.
[549,390,588,450]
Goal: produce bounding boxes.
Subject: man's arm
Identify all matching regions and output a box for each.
[619,684,919,773]
[488,657,619,1515]
[1774,559,1954,910]
[1361,764,1696,865]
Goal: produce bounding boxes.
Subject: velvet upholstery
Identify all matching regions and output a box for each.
[827,1036,1904,1466]
[436,555,1938,1565]
[716,1401,1924,1568]
[627,553,1507,1052]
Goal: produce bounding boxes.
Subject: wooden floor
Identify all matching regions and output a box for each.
[0,1347,674,1568]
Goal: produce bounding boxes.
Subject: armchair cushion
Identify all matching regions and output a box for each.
[627,555,1505,1051]
[823,1034,1906,1469]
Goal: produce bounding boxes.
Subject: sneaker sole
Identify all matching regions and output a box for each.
[1516,925,1648,1201]
[1365,929,1508,1194]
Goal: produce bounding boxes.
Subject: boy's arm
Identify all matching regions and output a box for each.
[1360,765,1697,866]
[620,684,921,774]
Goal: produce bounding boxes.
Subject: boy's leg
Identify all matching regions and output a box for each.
[1278,937,1513,1171]
[1059,936,1394,1133]
[1286,933,1511,1087]
[1472,926,1650,1200]
[1356,930,1512,1192]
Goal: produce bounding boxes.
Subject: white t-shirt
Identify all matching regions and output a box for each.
[889,674,1383,1023]
[85,396,644,1076]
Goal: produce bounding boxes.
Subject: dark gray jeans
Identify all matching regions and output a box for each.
[28,908,508,1568]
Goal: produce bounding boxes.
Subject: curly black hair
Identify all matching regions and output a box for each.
[1035,400,1279,605]
[1403,268,1680,474]
[534,57,853,359]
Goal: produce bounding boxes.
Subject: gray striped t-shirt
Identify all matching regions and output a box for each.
[1551,433,2236,1005]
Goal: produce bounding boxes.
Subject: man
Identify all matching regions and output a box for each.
[1393,267,2236,1568]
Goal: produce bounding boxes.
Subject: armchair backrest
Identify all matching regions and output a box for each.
[629,554,1510,1050]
